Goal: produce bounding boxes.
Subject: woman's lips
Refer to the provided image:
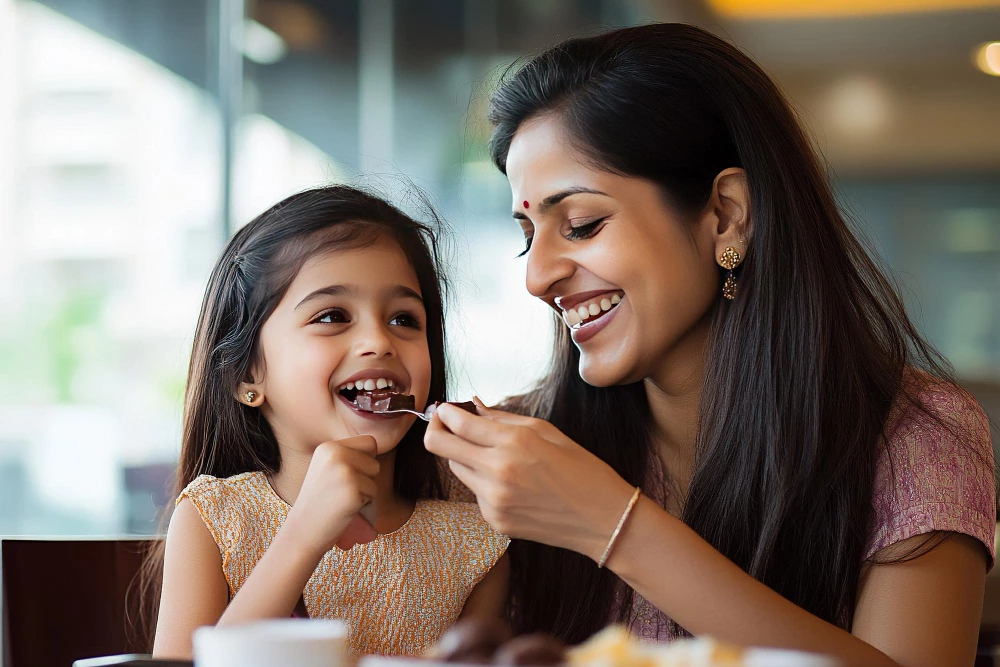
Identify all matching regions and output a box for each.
[570,297,622,345]
[559,292,624,329]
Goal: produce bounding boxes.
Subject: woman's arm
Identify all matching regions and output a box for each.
[152,499,230,658]
[460,554,511,619]
[426,404,986,667]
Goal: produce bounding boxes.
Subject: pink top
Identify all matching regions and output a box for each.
[443,376,996,642]
[626,375,996,641]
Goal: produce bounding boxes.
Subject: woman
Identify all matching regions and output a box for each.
[425,23,995,667]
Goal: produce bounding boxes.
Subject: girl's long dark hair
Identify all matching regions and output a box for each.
[137,185,449,645]
[489,23,978,641]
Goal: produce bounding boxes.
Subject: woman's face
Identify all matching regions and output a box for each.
[504,114,724,387]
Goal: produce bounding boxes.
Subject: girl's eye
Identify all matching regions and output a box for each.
[314,309,349,324]
[389,312,422,329]
[516,236,533,258]
[566,217,608,241]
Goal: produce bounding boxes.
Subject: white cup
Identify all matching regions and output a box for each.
[193,619,349,667]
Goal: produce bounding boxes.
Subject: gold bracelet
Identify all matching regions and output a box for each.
[598,486,641,568]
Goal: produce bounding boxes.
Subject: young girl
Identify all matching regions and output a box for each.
[149,186,509,658]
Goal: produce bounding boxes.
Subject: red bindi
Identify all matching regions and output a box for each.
[523,200,530,209]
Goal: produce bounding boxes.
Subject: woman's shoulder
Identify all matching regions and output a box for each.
[868,369,996,564]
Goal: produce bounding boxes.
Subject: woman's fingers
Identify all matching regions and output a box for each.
[424,414,492,469]
[447,459,485,494]
[435,402,527,446]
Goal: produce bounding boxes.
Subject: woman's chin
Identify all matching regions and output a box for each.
[577,355,635,388]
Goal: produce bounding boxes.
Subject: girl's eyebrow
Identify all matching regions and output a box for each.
[512,186,610,220]
[295,284,423,310]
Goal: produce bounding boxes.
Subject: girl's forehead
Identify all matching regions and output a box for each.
[288,237,422,296]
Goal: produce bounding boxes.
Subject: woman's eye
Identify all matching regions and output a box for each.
[566,217,607,241]
[516,236,534,258]
[389,312,422,329]
[314,309,349,324]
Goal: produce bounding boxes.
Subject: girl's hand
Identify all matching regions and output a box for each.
[283,435,380,559]
[425,402,635,562]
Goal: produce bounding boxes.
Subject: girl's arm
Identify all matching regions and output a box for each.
[152,499,230,658]
[460,554,510,619]
[153,437,379,657]
[426,404,987,667]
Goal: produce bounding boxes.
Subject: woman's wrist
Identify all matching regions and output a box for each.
[574,477,641,563]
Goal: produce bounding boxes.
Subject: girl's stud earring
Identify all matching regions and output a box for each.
[244,390,257,404]
[719,246,742,300]
[523,200,530,209]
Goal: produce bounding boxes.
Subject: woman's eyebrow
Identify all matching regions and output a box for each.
[512,187,610,218]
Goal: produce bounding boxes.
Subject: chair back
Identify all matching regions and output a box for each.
[1,538,160,667]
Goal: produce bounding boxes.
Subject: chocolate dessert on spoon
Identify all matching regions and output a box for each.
[348,388,476,421]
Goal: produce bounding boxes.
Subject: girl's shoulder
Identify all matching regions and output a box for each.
[412,499,509,564]
[176,470,270,508]
[868,370,996,564]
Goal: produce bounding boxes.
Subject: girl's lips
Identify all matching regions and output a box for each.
[336,393,410,420]
[570,297,621,345]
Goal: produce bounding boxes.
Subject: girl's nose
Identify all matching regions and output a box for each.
[354,321,397,359]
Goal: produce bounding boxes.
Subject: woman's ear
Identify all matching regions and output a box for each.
[706,168,752,260]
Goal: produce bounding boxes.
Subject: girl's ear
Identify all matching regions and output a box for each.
[236,381,265,407]
[702,167,752,262]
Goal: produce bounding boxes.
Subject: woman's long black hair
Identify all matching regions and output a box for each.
[489,23,978,641]
[137,185,449,645]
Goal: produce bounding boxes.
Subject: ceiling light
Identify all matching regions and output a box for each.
[975,42,1000,76]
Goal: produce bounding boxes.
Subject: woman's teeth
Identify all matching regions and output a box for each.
[562,293,622,329]
[338,378,396,392]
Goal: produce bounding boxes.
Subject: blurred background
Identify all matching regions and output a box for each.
[0,0,997,536]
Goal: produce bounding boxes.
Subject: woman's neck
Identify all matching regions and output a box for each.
[268,443,413,534]
[644,316,711,499]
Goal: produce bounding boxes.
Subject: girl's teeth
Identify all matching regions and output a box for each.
[588,303,600,316]
[600,298,612,311]
[611,294,621,305]
[387,379,394,387]
[376,378,388,389]
[577,306,590,320]
[363,379,376,391]
[354,380,365,390]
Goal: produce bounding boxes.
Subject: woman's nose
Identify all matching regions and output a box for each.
[524,231,575,299]
[354,321,397,359]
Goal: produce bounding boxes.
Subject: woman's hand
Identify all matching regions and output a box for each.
[283,435,380,559]
[425,401,635,561]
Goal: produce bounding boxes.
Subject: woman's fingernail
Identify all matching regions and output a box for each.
[472,395,487,409]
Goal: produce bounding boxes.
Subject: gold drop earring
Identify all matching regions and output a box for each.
[719,246,742,300]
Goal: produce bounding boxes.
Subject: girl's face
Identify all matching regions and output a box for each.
[504,114,726,387]
[254,235,432,455]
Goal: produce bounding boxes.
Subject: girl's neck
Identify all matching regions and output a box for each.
[643,315,711,500]
[268,445,414,534]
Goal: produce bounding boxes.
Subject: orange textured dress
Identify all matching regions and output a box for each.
[179,471,509,656]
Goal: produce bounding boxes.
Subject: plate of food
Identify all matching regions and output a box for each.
[358,620,839,667]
